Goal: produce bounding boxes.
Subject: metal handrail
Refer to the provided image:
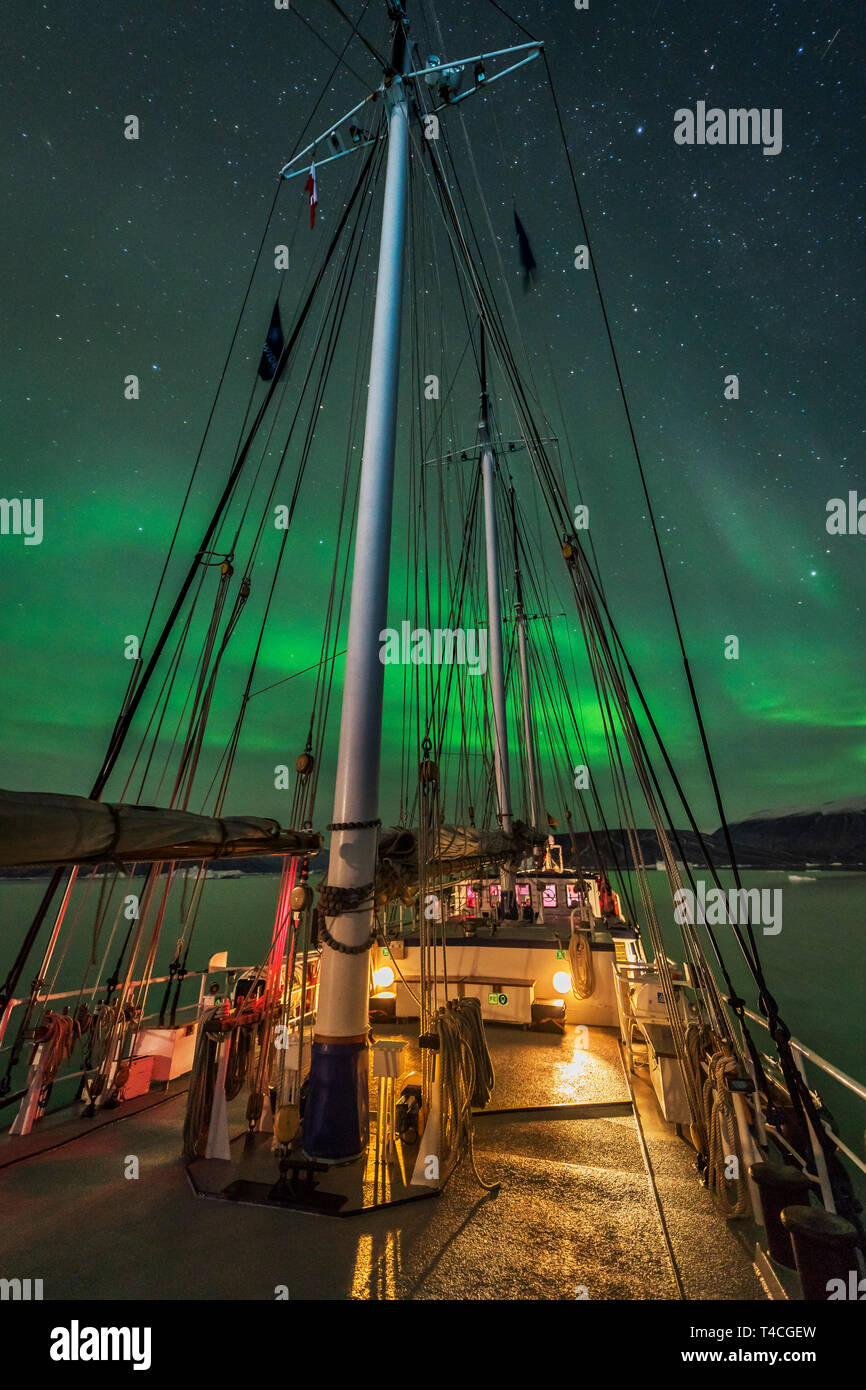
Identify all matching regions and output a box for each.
[723,995,866,1104]
[0,962,254,1056]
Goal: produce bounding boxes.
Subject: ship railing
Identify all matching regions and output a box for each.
[724,994,866,1185]
[0,961,307,1116]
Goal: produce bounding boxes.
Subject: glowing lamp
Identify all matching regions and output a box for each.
[373,965,395,991]
[552,970,571,995]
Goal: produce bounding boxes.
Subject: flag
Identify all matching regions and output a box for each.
[257,299,284,381]
[513,208,537,290]
[305,161,318,229]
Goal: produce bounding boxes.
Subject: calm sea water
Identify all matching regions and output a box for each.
[1,869,864,1160]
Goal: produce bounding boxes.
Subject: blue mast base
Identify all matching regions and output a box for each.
[302,1039,369,1162]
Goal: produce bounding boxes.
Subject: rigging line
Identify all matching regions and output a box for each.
[426,164,713,928]
[0,143,379,1021]
[95,143,378,800]
[136,178,286,658]
[250,650,349,701]
[291,2,373,91]
[570,542,771,987]
[288,0,377,163]
[539,50,746,894]
[484,0,537,42]
[521,582,634,904]
[308,281,372,819]
[151,0,364,594]
[203,137,382,820]
[317,0,391,73]
[434,152,763,1037]
[235,131,382,585]
[434,113,558,441]
[135,569,211,805]
[217,265,372,796]
[565,555,765,1061]
[440,88,551,427]
[435,267,641,885]
[417,127,563,532]
[421,471,484,754]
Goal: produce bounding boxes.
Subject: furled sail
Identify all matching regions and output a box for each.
[0,789,322,869]
[375,822,547,903]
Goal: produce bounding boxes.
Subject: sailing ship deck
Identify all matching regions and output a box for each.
[0,1024,764,1300]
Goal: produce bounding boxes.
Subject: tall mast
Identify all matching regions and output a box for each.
[302,9,410,1161]
[510,484,540,829]
[478,326,516,915]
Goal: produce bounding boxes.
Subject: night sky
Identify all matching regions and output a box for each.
[1,0,862,833]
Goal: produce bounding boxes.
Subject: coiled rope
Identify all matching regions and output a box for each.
[182,1010,224,1162]
[433,997,498,1192]
[702,1047,749,1219]
[568,930,594,999]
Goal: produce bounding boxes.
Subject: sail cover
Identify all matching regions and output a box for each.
[0,788,322,869]
[375,822,548,903]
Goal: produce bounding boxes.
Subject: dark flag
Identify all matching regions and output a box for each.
[258,299,284,381]
[513,208,537,290]
[305,161,318,229]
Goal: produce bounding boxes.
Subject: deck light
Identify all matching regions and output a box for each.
[552,970,571,994]
[373,965,395,990]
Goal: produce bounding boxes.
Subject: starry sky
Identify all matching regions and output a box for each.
[0,0,862,834]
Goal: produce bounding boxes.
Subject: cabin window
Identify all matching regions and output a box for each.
[488,884,501,903]
[542,883,557,908]
[515,884,530,904]
[566,883,582,907]
[466,887,478,909]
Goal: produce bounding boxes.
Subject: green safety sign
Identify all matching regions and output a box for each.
[487,992,508,1006]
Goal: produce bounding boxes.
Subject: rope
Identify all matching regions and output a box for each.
[181,1009,224,1162]
[318,882,374,915]
[568,929,594,1000]
[318,917,377,955]
[433,997,498,1193]
[703,1047,750,1220]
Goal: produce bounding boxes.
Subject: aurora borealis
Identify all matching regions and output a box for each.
[1,0,862,832]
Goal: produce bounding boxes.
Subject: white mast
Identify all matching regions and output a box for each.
[510,484,540,831]
[515,607,539,827]
[478,328,516,915]
[302,13,410,1161]
[296,16,544,1156]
